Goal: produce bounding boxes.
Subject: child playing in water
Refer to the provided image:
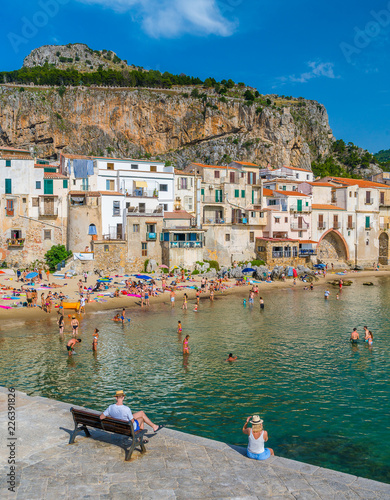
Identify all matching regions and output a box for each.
[226,353,237,362]
[177,321,182,333]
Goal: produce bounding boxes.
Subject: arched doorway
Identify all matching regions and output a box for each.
[379,232,388,265]
[318,230,349,263]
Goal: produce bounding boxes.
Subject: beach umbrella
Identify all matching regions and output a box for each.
[26,272,38,279]
[159,265,169,268]
[170,265,179,270]
[242,268,255,273]
[135,274,152,280]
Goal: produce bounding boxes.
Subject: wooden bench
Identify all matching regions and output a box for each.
[69,407,147,460]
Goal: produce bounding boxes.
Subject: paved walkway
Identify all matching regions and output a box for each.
[1,388,389,499]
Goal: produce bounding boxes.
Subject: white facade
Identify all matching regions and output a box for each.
[174,170,195,214]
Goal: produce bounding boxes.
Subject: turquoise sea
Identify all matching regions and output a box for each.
[0,276,389,483]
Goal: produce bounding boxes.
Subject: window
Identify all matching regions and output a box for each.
[318,214,324,228]
[298,231,303,238]
[160,184,168,192]
[214,170,220,179]
[251,212,256,218]
[348,215,353,229]
[147,224,156,233]
[306,174,309,180]
[163,204,168,211]
[354,192,357,198]
[36,181,42,190]
[247,172,256,184]
[6,199,14,216]
[296,174,299,179]
[150,166,157,172]
[257,246,265,252]
[380,192,385,205]
[241,172,245,178]
[5,179,12,194]
[184,196,193,211]
[234,189,239,198]
[230,172,235,183]
[63,179,68,189]
[131,164,138,169]
[139,203,145,213]
[285,217,288,223]
[274,217,280,224]
[32,197,39,207]
[44,230,51,240]
[365,216,370,229]
[133,224,140,233]
[292,186,297,191]
[107,163,114,170]
[293,246,298,257]
[201,188,205,196]
[249,232,254,243]
[349,191,352,198]
[113,201,120,216]
[179,177,188,189]
[225,233,230,241]
[333,214,339,228]
[22,198,26,203]
[73,180,76,186]
[106,179,115,191]
[241,190,245,198]
[282,185,286,191]
[104,245,109,252]
[365,191,371,204]
[5,160,11,167]
[142,242,148,256]
[268,199,277,205]
[44,179,53,195]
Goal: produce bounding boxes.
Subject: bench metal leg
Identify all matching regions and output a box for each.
[125,441,135,461]
[69,424,91,444]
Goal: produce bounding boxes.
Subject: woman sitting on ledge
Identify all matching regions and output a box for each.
[243,415,274,460]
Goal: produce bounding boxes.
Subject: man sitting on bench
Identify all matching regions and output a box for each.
[100,390,163,433]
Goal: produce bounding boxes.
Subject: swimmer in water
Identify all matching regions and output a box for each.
[92,328,99,351]
[364,326,370,341]
[336,293,339,300]
[113,313,120,321]
[177,321,182,333]
[193,304,198,312]
[183,335,190,354]
[259,297,264,310]
[324,289,330,300]
[350,328,359,343]
[57,314,64,335]
[226,353,237,362]
[368,331,373,346]
[243,299,247,306]
[182,293,188,310]
[121,308,126,325]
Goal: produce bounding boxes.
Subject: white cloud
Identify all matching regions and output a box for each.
[279,61,339,84]
[78,0,236,38]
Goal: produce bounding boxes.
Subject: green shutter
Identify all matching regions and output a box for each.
[63,179,68,188]
[252,190,254,204]
[5,179,12,194]
[215,189,222,202]
[241,190,245,198]
[201,188,204,195]
[365,216,370,229]
[235,189,239,198]
[297,199,302,212]
[5,160,11,167]
[44,179,53,195]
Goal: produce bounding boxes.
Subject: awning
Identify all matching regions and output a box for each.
[134,181,147,188]
[71,196,85,202]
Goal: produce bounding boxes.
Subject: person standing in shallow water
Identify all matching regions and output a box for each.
[259,297,264,310]
[243,415,274,460]
[183,335,190,354]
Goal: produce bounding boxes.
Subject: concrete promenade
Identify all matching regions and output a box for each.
[1,388,389,499]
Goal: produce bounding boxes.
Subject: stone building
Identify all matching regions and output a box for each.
[255,237,306,267]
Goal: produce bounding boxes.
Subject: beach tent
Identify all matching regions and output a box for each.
[287,267,294,277]
[293,268,298,278]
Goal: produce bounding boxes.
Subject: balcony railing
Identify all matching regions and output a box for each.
[232,217,248,224]
[318,222,326,230]
[7,238,25,247]
[290,206,311,213]
[102,234,126,241]
[291,223,308,231]
[365,225,372,230]
[126,189,157,198]
[146,232,157,241]
[347,222,355,229]
[380,223,390,230]
[202,195,225,204]
[333,223,341,229]
[203,217,225,224]
[170,241,203,249]
[365,199,374,205]
[39,206,58,217]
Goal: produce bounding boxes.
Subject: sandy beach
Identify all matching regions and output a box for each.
[0,267,389,326]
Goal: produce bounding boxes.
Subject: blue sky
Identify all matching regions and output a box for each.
[1,0,390,153]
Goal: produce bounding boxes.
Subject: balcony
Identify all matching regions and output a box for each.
[380,223,390,230]
[365,199,374,205]
[126,189,157,198]
[170,241,203,249]
[333,223,341,229]
[289,205,311,213]
[232,217,249,224]
[291,223,309,231]
[365,225,372,231]
[318,222,326,230]
[347,222,356,230]
[203,217,225,224]
[146,232,157,241]
[102,234,126,241]
[202,195,225,204]
[39,206,58,218]
[7,238,25,247]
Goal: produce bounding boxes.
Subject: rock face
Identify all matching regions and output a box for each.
[0,85,333,167]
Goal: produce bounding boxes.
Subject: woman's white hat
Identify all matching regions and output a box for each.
[250,415,263,425]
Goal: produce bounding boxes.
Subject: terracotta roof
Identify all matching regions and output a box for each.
[44,172,67,179]
[283,166,312,173]
[174,169,195,176]
[307,182,334,187]
[94,157,165,164]
[274,190,309,197]
[232,161,259,167]
[264,179,302,184]
[299,240,318,244]
[35,163,59,168]
[1,155,33,160]
[164,210,193,219]
[263,188,274,196]
[62,154,93,160]
[191,163,237,170]
[256,237,299,242]
[69,191,123,196]
[0,146,30,153]
[312,204,346,210]
[325,177,390,189]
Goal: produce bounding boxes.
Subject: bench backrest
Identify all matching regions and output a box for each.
[70,407,135,438]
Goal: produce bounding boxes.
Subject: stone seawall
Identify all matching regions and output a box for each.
[0,387,389,499]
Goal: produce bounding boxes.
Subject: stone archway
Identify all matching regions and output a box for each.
[318,230,349,263]
[379,232,389,265]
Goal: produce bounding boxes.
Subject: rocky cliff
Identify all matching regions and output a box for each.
[0,85,333,168]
